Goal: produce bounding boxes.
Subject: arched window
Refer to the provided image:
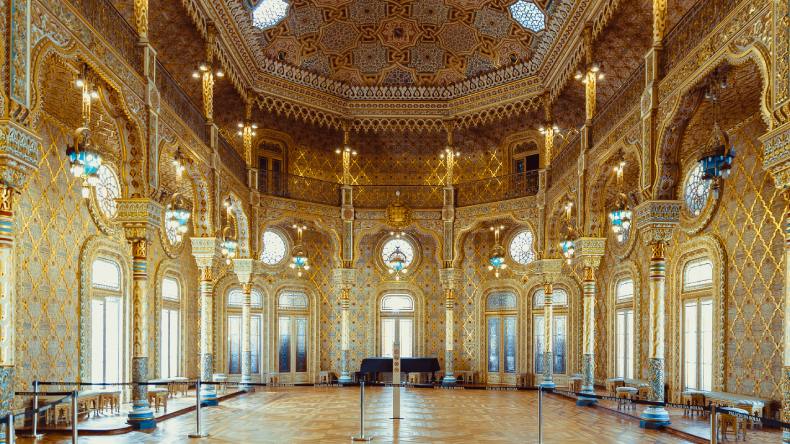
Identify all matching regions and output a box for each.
[509,230,536,265]
[227,288,263,376]
[532,288,568,375]
[91,258,123,383]
[683,163,711,217]
[260,230,287,265]
[380,294,414,358]
[160,276,181,378]
[614,278,634,379]
[681,258,714,391]
[94,165,121,219]
[485,291,518,384]
[277,290,310,383]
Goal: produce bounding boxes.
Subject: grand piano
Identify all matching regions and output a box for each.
[358,357,441,382]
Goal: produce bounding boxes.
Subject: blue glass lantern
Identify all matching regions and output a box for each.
[67,127,103,199]
[608,207,632,243]
[698,122,735,198]
[560,238,575,264]
[487,226,507,278]
[386,246,408,280]
[165,193,191,243]
[290,225,310,277]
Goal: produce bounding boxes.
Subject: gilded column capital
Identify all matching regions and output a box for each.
[634,200,681,245]
[232,258,255,285]
[191,237,221,270]
[525,258,563,284]
[331,268,356,289]
[575,237,606,270]
[116,198,163,243]
[439,268,460,292]
[760,123,790,189]
[0,120,41,190]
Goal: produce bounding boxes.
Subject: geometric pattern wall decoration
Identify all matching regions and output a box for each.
[247,0,549,86]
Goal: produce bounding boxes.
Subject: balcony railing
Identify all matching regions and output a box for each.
[219,135,247,185]
[662,0,738,74]
[71,0,144,74]
[455,171,539,207]
[353,184,445,209]
[259,171,342,207]
[591,63,644,147]
[155,61,208,145]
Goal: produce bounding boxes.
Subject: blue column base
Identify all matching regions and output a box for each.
[127,401,156,430]
[441,376,457,386]
[639,407,671,429]
[576,396,597,406]
[338,374,353,384]
[539,381,556,389]
[782,429,790,443]
[201,387,219,406]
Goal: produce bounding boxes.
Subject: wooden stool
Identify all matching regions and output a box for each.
[319,371,331,384]
[615,387,637,411]
[718,408,748,441]
[147,388,169,413]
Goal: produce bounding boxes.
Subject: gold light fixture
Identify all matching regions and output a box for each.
[559,198,576,264]
[290,224,310,277]
[191,60,224,80]
[66,63,103,199]
[220,196,238,265]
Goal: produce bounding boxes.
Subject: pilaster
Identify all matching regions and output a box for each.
[439,268,459,384]
[526,259,563,389]
[233,258,254,389]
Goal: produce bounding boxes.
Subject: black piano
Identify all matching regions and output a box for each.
[358,357,441,382]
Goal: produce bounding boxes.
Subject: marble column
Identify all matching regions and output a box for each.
[575,237,605,405]
[635,200,680,429]
[440,268,458,385]
[117,199,163,430]
[332,269,355,384]
[192,237,221,406]
[233,258,254,389]
[0,187,18,423]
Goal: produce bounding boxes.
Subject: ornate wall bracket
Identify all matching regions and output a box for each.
[575,237,606,269]
[439,268,460,293]
[634,200,681,244]
[0,120,41,190]
[760,123,790,189]
[525,258,564,284]
[190,237,221,269]
[331,268,356,293]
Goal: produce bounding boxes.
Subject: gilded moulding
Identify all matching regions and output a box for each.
[760,121,790,189]
[634,200,681,245]
[0,120,41,189]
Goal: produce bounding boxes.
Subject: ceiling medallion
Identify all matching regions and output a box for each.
[386,190,411,229]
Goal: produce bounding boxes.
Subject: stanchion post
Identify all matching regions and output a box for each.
[710,404,717,444]
[6,413,15,444]
[352,382,372,441]
[20,379,41,439]
[538,387,543,444]
[189,380,208,438]
[71,390,78,444]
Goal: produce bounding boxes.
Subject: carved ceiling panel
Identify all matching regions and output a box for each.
[229,0,554,87]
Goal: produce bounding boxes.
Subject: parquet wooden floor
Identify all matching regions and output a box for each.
[21,386,695,443]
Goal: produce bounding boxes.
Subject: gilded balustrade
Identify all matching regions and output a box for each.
[219,134,247,185]
[71,0,144,74]
[155,61,208,144]
[353,184,444,209]
[591,64,645,147]
[454,172,539,207]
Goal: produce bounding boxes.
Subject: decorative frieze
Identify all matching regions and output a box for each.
[760,123,790,189]
[0,121,40,189]
[116,198,163,242]
[634,200,681,244]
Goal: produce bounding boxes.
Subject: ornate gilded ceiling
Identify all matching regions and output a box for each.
[237,0,552,87]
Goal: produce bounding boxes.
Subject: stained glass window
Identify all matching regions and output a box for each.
[616,278,634,302]
[381,238,415,268]
[260,230,287,265]
[486,291,517,311]
[95,165,120,219]
[683,163,711,216]
[509,229,536,265]
[252,0,289,30]
[278,291,308,310]
[228,289,263,307]
[509,1,546,33]
[165,219,180,246]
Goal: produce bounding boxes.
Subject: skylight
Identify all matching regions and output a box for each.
[252,0,289,30]
[509,0,546,33]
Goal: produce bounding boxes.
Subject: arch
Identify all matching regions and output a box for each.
[78,235,133,382]
[606,260,642,380]
[271,282,320,382]
[666,234,726,398]
[373,281,427,358]
[453,216,539,269]
[654,46,773,200]
[224,192,251,258]
[153,259,187,379]
[472,279,525,375]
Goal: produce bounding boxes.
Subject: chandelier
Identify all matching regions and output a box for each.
[608,153,632,242]
[191,60,224,80]
[220,197,238,265]
[66,63,102,199]
[386,232,409,280]
[487,225,507,278]
[172,147,186,179]
[698,70,734,198]
[559,199,576,264]
[165,192,190,243]
[290,224,310,277]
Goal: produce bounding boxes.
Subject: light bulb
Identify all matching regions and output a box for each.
[81,186,90,199]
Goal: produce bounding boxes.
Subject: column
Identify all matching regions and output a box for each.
[440,269,458,385]
[634,200,680,429]
[233,258,254,389]
[641,0,668,191]
[133,0,148,42]
[575,237,605,406]
[541,282,555,389]
[332,269,355,384]
[527,259,563,389]
[191,237,221,406]
[0,187,15,420]
[117,199,163,430]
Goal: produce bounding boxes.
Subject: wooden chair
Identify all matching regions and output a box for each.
[718,408,748,441]
[615,387,637,411]
[736,401,760,429]
[319,371,331,384]
[147,388,169,413]
[689,393,707,417]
